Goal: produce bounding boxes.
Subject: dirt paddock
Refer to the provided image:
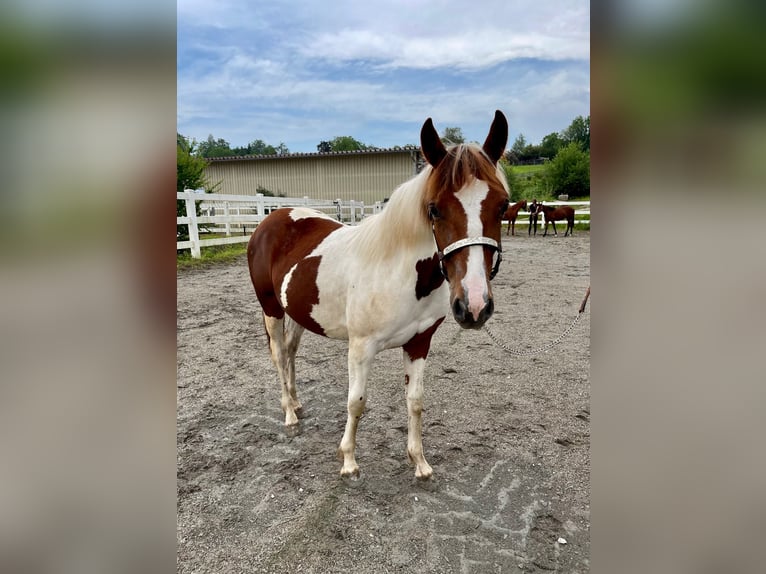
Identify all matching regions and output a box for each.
[177,230,590,573]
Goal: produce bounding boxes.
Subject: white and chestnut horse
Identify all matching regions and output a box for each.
[247,111,509,480]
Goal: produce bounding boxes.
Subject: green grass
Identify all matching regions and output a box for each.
[511,163,546,175]
[177,234,248,269]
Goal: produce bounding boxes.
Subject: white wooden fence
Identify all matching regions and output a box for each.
[177,189,590,258]
[176,190,384,258]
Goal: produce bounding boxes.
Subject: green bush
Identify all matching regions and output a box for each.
[543,143,590,198]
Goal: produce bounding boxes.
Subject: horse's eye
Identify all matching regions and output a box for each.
[427,202,441,220]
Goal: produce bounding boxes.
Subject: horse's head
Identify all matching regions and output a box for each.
[420,110,509,329]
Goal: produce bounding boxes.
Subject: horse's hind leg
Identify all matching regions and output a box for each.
[263,314,305,426]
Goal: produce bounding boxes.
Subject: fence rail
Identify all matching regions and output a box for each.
[177,190,590,258]
[511,201,590,227]
[177,190,383,258]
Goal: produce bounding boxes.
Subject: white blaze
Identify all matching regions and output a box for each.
[456,180,490,321]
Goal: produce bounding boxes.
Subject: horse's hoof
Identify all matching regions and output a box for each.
[413,459,433,480]
[284,412,299,427]
[415,468,433,481]
[340,467,361,481]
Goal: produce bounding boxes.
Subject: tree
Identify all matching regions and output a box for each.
[520,143,542,163]
[543,142,590,198]
[317,141,332,153]
[561,115,590,151]
[539,132,564,159]
[510,134,543,163]
[177,133,216,241]
[197,134,234,158]
[504,149,520,165]
[322,136,370,152]
[441,126,465,145]
[231,139,275,156]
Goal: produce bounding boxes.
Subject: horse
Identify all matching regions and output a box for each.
[538,202,575,237]
[528,199,540,236]
[503,199,527,236]
[247,111,510,480]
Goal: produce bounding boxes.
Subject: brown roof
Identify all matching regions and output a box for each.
[208,146,420,162]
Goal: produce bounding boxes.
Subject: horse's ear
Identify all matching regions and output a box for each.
[482,110,508,164]
[420,117,447,167]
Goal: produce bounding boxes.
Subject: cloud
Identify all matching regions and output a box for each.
[177,0,589,150]
[306,28,588,70]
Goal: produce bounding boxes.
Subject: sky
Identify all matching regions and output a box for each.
[177,0,590,153]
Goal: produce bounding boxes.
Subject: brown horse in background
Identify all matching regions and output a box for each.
[538,203,575,237]
[503,200,527,236]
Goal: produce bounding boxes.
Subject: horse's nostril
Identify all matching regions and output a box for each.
[485,298,494,319]
[452,298,468,323]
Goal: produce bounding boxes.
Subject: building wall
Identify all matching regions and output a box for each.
[204,151,419,205]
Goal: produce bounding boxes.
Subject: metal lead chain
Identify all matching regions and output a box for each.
[483,286,590,357]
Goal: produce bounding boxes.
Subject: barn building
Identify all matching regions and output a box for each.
[204,147,424,205]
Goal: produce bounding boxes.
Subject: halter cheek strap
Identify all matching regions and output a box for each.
[433,227,503,281]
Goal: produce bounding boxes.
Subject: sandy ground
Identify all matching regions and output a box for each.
[177,230,590,573]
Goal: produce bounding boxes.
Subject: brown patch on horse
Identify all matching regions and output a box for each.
[283,255,326,335]
[414,254,444,300]
[248,208,342,324]
[402,317,445,362]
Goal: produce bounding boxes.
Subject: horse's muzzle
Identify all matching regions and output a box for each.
[452,295,494,329]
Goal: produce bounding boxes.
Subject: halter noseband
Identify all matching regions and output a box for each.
[432,225,502,281]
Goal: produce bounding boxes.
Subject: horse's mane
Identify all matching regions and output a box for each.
[353,143,508,262]
[353,167,433,262]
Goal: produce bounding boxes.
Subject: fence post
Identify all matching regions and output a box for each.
[224,202,231,236]
[255,193,265,219]
[184,190,201,258]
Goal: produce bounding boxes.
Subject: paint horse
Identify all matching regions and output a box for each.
[247,111,510,480]
[503,199,527,236]
[538,202,575,237]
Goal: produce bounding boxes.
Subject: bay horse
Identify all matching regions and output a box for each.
[503,199,527,236]
[538,202,575,237]
[247,111,510,480]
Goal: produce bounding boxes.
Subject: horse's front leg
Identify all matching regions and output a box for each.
[338,338,374,479]
[402,319,443,480]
